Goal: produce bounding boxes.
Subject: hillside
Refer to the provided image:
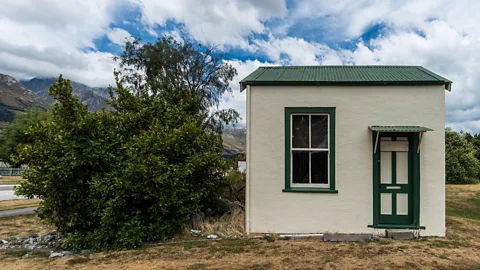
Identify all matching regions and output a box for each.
[20,77,110,113]
[222,128,246,156]
[0,74,49,129]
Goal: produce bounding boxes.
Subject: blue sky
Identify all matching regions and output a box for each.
[1,0,479,132]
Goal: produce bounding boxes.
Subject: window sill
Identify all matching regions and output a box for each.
[282,188,338,193]
[367,224,426,230]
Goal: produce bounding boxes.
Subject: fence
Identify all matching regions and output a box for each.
[0,167,26,176]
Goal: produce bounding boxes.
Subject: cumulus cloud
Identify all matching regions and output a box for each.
[131,0,287,48]
[218,59,276,126]
[107,28,133,46]
[1,0,480,132]
[0,0,118,86]
[254,35,345,65]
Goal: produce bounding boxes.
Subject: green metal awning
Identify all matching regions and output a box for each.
[369,126,433,132]
[370,126,433,153]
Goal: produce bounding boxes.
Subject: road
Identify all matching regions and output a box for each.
[0,185,24,201]
[0,207,37,218]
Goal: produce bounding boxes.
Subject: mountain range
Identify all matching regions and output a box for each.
[20,77,110,112]
[0,73,246,154]
[0,74,50,129]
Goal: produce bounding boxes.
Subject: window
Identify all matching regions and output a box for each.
[284,108,337,193]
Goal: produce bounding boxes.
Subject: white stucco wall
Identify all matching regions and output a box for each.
[246,85,446,236]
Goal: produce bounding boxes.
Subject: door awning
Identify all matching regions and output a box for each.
[369,126,433,132]
[370,126,433,154]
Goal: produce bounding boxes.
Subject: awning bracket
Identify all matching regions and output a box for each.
[417,132,424,153]
[374,131,380,153]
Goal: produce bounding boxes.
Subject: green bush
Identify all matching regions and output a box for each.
[223,170,246,205]
[15,75,227,250]
[445,128,480,184]
[14,37,239,250]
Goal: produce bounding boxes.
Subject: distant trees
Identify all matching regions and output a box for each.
[14,37,239,250]
[0,107,50,166]
[445,128,480,184]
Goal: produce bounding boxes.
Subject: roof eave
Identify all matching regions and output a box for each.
[445,81,452,91]
[240,80,448,90]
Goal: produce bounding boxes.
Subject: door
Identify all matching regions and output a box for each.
[378,136,413,225]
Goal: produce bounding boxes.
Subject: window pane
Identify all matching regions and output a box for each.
[292,151,309,183]
[311,115,328,148]
[292,115,309,148]
[311,152,328,184]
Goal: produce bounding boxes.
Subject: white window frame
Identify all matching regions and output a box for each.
[290,113,330,188]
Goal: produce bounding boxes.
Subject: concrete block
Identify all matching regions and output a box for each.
[323,233,374,242]
[385,230,414,240]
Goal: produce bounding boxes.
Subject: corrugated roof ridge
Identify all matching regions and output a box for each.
[258,65,421,68]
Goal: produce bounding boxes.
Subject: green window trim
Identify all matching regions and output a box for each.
[284,107,337,193]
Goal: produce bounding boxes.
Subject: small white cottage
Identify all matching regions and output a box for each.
[240,66,451,236]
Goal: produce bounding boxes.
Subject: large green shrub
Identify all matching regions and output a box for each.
[14,37,239,250]
[445,128,480,184]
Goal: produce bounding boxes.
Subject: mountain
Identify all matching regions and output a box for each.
[222,128,246,156]
[0,74,49,128]
[20,78,110,112]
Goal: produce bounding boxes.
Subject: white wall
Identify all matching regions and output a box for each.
[246,85,445,236]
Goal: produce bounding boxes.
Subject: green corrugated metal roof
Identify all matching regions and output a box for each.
[240,66,452,91]
[369,126,434,132]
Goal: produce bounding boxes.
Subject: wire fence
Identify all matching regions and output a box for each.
[0,167,26,176]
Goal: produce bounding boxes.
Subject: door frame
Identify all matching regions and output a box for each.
[371,131,421,228]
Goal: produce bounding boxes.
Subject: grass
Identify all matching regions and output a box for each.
[0,176,24,185]
[446,185,480,220]
[0,199,41,211]
[0,214,54,240]
[0,184,478,269]
[188,208,245,237]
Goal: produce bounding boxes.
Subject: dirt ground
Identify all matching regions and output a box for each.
[0,184,479,270]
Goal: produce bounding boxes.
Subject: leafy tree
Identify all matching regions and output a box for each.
[0,107,49,166]
[115,36,239,132]
[445,128,480,184]
[14,37,238,250]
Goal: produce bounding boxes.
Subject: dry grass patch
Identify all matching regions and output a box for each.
[189,209,245,237]
[0,176,24,185]
[0,214,54,240]
[0,199,41,211]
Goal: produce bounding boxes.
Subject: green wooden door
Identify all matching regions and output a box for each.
[377,135,414,225]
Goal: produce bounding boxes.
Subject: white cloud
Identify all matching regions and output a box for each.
[1,0,480,133]
[164,30,184,43]
[339,20,480,132]
[107,28,133,46]
[254,35,344,65]
[218,59,276,126]
[131,0,287,48]
[0,0,118,86]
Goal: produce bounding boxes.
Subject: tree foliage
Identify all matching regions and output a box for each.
[115,36,239,132]
[14,37,238,250]
[445,128,480,184]
[0,107,50,166]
